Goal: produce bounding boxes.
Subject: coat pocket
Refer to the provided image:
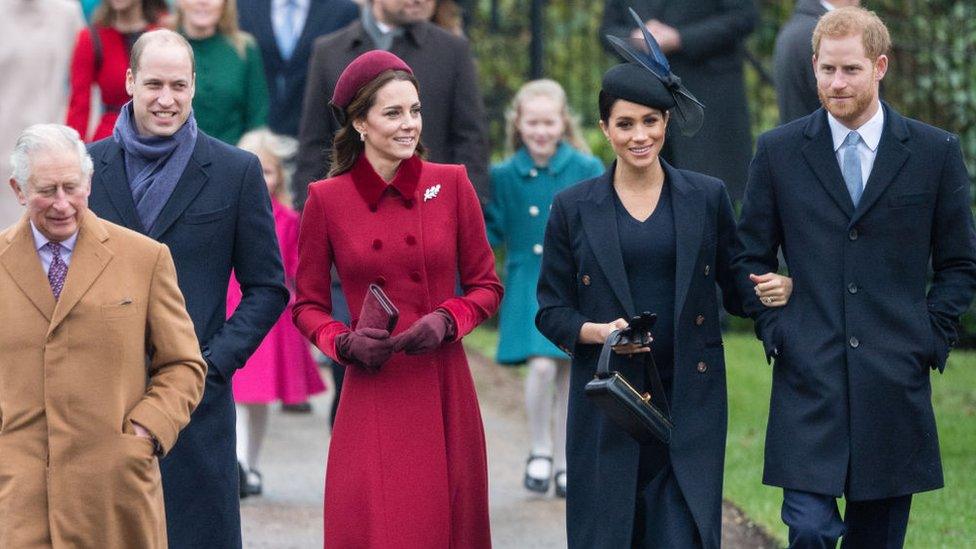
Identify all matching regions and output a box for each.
[182,205,231,224]
[888,192,934,208]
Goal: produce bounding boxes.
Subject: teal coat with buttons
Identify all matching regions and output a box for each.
[485,142,604,364]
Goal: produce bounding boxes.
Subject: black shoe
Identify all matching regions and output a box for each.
[238,462,250,499]
[282,402,313,413]
[554,470,567,498]
[523,454,552,494]
[244,469,263,496]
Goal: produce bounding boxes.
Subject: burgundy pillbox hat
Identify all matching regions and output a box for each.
[330,50,414,111]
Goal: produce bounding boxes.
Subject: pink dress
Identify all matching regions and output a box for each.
[229,199,326,404]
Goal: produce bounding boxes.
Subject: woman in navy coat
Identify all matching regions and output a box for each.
[484,79,604,497]
[535,55,792,548]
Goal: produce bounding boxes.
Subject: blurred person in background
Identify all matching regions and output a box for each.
[421,0,463,37]
[67,0,168,142]
[484,79,604,500]
[228,129,326,498]
[238,0,359,138]
[0,0,84,227]
[293,50,501,548]
[601,0,757,202]
[177,0,269,144]
[774,0,860,125]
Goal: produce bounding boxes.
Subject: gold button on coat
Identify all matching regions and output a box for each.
[581,274,591,286]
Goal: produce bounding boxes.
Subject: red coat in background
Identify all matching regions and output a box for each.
[294,154,502,548]
[66,25,153,142]
[228,198,325,404]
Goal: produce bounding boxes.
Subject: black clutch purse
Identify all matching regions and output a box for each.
[584,314,673,445]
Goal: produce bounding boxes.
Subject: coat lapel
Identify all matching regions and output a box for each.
[668,163,704,325]
[257,0,283,63]
[149,136,212,240]
[579,170,636,318]
[801,110,855,218]
[850,104,910,226]
[48,211,113,335]
[97,142,145,232]
[0,217,56,321]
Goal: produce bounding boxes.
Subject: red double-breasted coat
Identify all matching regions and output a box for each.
[294,154,502,548]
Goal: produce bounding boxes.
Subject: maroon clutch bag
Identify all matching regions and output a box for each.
[357,283,399,333]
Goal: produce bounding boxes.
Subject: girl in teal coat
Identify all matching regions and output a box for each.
[484,80,604,497]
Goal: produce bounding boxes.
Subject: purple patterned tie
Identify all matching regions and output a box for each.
[45,242,68,300]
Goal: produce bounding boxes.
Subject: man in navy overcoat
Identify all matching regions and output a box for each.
[238,0,360,138]
[87,31,288,548]
[735,8,976,547]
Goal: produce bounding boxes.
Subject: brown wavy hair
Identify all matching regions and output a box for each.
[93,0,168,27]
[329,70,427,177]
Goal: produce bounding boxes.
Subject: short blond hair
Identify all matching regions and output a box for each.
[812,6,891,60]
[237,129,296,206]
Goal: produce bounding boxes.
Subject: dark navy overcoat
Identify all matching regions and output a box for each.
[734,104,976,501]
[536,161,746,549]
[89,133,288,548]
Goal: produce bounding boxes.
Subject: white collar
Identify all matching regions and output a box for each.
[828,101,885,153]
[274,0,307,11]
[30,220,78,252]
[375,19,393,34]
[821,0,835,11]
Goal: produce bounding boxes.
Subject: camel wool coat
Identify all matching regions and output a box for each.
[0,211,207,548]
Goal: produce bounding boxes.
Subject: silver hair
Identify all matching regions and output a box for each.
[9,124,94,188]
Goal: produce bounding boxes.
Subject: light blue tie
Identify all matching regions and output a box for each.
[842,131,863,207]
[276,0,299,60]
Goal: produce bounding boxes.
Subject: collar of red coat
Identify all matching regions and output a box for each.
[350,153,423,208]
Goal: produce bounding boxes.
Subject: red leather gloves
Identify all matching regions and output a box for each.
[392,310,456,355]
[335,328,395,372]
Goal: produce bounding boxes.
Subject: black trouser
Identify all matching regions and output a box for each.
[782,489,912,549]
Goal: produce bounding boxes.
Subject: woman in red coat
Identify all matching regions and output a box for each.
[293,51,502,548]
[66,0,165,142]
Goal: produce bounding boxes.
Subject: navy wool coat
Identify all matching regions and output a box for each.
[88,133,289,548]
[734,104,976,501]
[536,162,745,549]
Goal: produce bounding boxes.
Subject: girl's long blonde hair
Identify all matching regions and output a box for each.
[176,0,252,57]
[238,129,297,207]
[504,79,590,156]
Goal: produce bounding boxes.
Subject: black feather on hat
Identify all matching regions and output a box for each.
[603,7,705,136]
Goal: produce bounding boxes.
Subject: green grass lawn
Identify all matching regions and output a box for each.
[465,326,976,547]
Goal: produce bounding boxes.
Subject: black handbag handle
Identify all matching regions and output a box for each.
[596,329,672,417]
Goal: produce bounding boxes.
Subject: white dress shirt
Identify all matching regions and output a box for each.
[272,0,309,51]
[827,101,885,192]
[30,221,77,274]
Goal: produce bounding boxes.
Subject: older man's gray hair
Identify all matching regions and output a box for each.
[9,124,94,188]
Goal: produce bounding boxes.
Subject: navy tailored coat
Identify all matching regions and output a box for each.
[88,133,289,548]
[601,0,757,201]
[238,0,359,137]
[536,161,745,549]
[734,104,976,501]
[485,143,604,364]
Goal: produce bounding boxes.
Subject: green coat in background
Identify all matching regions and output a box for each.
[485,142,604,364]
[186,33,269,145]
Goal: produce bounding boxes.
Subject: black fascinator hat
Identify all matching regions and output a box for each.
[603,7,705,136]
